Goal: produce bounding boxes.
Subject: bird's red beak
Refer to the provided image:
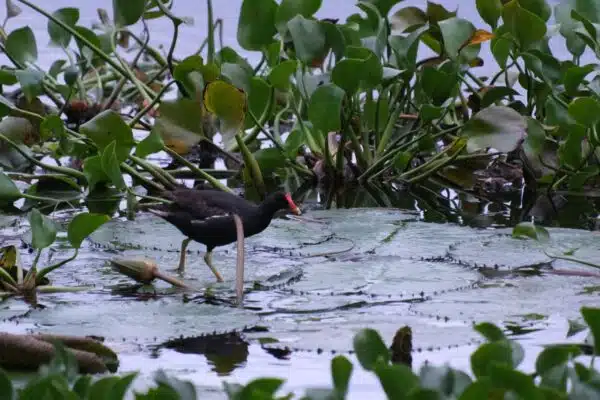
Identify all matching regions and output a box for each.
[284,193,301,215]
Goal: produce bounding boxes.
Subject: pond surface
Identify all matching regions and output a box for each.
[1,1,600,399]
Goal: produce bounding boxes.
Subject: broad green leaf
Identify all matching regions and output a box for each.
[275,0,322,34]
[284,129,305,158]
[14,69,44,102]
[353,328,389,370]
[512,221,550,241]
[558,126,586,168]
[80,110,135,162]
[564,64,597,96]
[29,208,57,249]
[308,84,345,133]
[523,117,546,158]
[463,106,526,153]
[268,60,298,90]
[476,0,502,29]
[153,98,205,154]
[83,155,109,192]
[332,47,383,94]
[519,0,552,22]
[568,97,600,127]
[0,369,12,400]
[439,17,476,60]
[364,0,404,17]
[535,345,581,375]
[474,322,505,341]
[470,341,513,378]
[48,8,79,47]
[331,355,353,397]
[502,1,547,50]
[6,26,37,65]
[67,212,110,249]
[581,307,600,354]
[420,67,457,106]
[287,15,328,65]
[204,80,247,138]
[480,86,520,108]
[237,0,277,50]
[244,77,272,130]
[374,363,419,398]
[153,370,196,400]
[136,128,164,158]
[0,170,22,202]
[74,26,103,62]
[253,148,286,175]
[239,378,285,398]
[113,0,146,26]
[390,7,427,33]
[101,141,126,190]
[488,364,538,399]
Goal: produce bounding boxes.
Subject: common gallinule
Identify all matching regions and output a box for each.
[148,187,301,281]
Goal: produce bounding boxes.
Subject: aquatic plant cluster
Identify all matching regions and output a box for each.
[2,306,600,399]
[0,0,599,397]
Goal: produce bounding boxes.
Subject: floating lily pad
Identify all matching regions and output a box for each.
[252,302,480,352]
[448,228,600,270]
[18,297,259,350]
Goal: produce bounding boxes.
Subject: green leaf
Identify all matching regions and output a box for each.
[48,8,79,48]
[244,77,272,129]
[74,26,103,62]
[536,345,581,375]
[204,80,247,146]
[136,128,165,158]
[476,0,502,28]
[488,364,538,399]
[512,221,550,241]
[364,0,404,17]
[470,341,513,378]
[6,26,38,65]
[80,110,135,162]
[390,7,428,33]
[275,0,322,34]
[519,0,552,22]
[420,67,457,106]
[29,208,57,249]
[331,355,353,397]
[439,17,475,60]
[374,363,419,399]
[463,106,526,153]
[253,148,286,175]
[284,129,305,157]
[287,15,328,65]
[239,378,285,398]
[353,328,389,371]
[14,68,44,102]
[474,322,505,342]
[581,307,600,355]
[568,97,600,127]
[268,60,298,90]
[101,141,126,190]
[332,47,383,94]
[0,170,22,203]
[502,1,547,50]
[113,0,146,26]
[237,0,278,51]
[480,86,520,108]
[564,64,597,96]
[154,370,196,400]
[0,369,13,400]
[67,212,110,249]
[83,155,109,192]
[308,84,345,133]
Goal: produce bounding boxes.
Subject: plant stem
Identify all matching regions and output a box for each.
[0,133,85,180]
[36,249,78,284]
[128,81,177,127]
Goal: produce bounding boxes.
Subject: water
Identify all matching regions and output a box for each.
[1,1,598,398]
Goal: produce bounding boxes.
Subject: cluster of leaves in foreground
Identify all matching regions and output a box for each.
[2,306,600,399]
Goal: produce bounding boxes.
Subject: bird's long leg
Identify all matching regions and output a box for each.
[177,238,191,273]
[203,250,224,282]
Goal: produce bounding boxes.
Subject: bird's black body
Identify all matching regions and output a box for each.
[149,187,299,252]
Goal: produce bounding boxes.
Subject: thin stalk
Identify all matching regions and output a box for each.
[31,249,42,270]
[17,0,131,78]
[129,155,177,188]
[120,162,165,192]
[36,249,78,284]
[162,146,233,193]
[206,0,215,64]
[0,133,85,180]
[375,92,405,156]
[404,142,466,184]
[235,134,266,197]
[128,80,177,127]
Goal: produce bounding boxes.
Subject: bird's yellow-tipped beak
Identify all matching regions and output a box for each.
[284,193,302,215]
